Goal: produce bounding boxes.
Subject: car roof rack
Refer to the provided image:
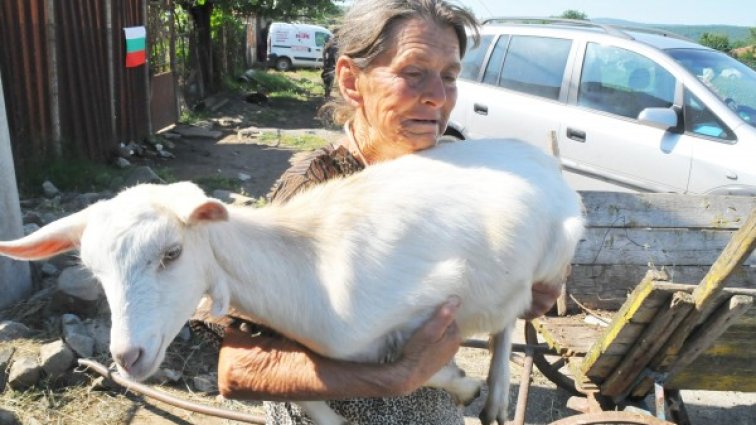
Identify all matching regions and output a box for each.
[480,17,633,39]
[480,17,691,42]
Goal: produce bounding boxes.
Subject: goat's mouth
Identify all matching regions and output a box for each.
[114,335,168,382]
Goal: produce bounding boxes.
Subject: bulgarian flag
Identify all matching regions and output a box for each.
[124,26,146,68]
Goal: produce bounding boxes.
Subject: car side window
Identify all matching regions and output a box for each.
[498,36,572,100]
[684,89,734,141]
[578,43,676,119]
[482,35,510,85]
[460,35,493,81]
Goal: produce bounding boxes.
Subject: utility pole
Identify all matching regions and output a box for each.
[0,70,32,309]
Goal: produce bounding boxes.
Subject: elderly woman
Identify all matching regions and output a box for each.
[218,1,561,423]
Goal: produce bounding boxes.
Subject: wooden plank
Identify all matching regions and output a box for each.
[692,209,756,309]
[533,317,605,355]
[601,291,695,400]
[566,264,755,311]
[580,192,756,229]
[574,228,756,266]
[668,295,753,378]
[666,355,756,391]
[580,271,667,382]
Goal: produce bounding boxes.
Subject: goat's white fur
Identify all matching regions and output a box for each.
[0,139,584,424]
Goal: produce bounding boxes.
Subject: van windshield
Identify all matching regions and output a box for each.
[667,48,756,128]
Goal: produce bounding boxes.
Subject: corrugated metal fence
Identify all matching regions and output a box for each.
[0,0,149,176]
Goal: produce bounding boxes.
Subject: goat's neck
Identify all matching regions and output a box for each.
[205,206,335,351]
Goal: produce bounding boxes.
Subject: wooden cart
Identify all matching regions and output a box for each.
[522,192,756,424]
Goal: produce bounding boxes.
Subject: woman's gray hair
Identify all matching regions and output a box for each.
[323,0,480,125]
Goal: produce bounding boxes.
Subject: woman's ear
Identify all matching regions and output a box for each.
[337,57,362,107]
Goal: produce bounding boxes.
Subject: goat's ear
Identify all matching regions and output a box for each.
[0,208,89,261]
[209,277,230,317]
[187,200,229,225]
[166,182,228,225]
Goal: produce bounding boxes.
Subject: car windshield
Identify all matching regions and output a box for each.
[667,48,756,128]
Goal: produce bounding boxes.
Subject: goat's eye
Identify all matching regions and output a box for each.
[160,245,182,268]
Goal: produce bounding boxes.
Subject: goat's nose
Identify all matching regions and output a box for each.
[114,347,143,373]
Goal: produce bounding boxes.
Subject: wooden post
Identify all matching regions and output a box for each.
[143,0,153,135]
[46,0,61,155]
[0,71,32,309]
[105,0,117,143]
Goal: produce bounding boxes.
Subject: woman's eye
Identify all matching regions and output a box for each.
[160,246,182,268]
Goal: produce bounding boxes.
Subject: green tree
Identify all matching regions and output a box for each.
[558,10,588,20]
[178,0,342,95]
[699,32,732,52]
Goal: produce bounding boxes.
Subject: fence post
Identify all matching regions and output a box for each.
[46,0,62,155]
[0,70,32,309]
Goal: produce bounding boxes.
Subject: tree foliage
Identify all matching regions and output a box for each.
[179,0,342,21]
[558,10,588,21]
[699,32,732,52]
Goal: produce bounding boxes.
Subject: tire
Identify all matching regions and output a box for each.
[275,57,292,72]
[437,133,463,144]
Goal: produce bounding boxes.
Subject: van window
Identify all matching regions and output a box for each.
[498,36,571,100]
[579,43,676,119]
[315,32,330,48]
[482,35,510,85]
[460,35,493,81]
[684,89,734,141]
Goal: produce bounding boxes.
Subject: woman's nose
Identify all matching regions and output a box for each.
[421,74,447,107]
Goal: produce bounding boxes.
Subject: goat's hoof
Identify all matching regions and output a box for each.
[478,408,506,425]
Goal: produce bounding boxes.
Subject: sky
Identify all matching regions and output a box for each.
[458,0,755,27]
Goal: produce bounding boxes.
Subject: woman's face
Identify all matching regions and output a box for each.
[353,18,461,159]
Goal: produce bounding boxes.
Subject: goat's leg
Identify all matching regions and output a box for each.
[298,401,348,425]
[480,325,513,425]
[425,362,483,406]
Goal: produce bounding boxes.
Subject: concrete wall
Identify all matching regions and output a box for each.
[0,71,32,309]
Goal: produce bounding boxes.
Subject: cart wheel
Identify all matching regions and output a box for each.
[524,321,581,396]
[548,411,674,424]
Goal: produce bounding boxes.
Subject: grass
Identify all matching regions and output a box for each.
[19,157,126,198]
[235,68,325,100]
[193,175,247,195]
[259,131,330,150]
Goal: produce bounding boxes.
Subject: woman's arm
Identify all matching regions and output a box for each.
[218,297,462,401]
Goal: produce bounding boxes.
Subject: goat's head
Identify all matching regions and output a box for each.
[0,182,231,380]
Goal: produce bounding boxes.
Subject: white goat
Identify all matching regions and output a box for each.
[0,139,584,425]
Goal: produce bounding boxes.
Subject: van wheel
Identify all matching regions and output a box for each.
[275,57,292,72]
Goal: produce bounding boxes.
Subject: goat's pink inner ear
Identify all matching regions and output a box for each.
[0,238,77,261]
[189,201,228,223]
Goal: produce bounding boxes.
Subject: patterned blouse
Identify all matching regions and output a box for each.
[263,144,464,425]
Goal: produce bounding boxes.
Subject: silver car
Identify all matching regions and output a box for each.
[446,19,756,195]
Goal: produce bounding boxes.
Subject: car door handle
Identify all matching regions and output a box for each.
[566,127,586,142]
[473,103,488,115]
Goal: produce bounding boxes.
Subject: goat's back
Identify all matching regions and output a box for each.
[265,139,584,359]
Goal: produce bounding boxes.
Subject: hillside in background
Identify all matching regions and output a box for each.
[594,18,751,43]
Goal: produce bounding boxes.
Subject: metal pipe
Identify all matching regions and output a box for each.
[77,358,266,424]
[512,347,534,425]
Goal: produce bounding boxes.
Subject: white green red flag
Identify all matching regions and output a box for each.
[124,26,146,68]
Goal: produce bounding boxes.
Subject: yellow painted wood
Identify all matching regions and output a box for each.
[579,271,661,379]
[693,208,756,310]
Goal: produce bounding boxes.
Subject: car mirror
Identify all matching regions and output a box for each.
[638,107,679,130]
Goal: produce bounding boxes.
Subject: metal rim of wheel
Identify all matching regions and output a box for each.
[548,411,674,425]
[275,57,291,71]
[524,321,582,396]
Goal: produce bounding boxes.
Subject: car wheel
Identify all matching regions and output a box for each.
[437,134,463,144]
[275,57,292,72]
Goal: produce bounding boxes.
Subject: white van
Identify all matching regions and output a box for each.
[267,22,332,71]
